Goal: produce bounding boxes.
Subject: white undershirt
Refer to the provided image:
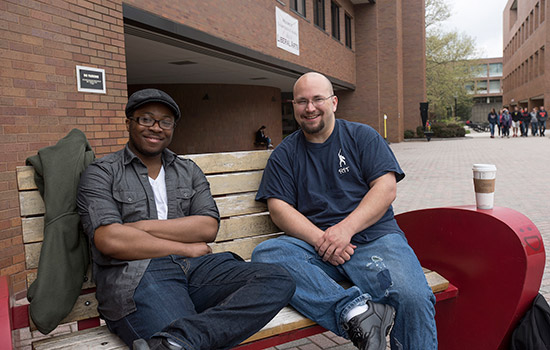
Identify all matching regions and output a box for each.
[148,166,168,220]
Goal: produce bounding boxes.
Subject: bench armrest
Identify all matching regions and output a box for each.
[0,275,13,350]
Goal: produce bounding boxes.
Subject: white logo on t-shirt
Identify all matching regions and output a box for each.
[338,149,350,174]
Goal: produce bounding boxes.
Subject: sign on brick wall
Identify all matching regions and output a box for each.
[76,65,106,94]
[276,7,299,56]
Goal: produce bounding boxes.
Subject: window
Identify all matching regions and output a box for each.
[345,13,352,48]
[535,51,539,76]
[536,3,540,29]
[331,1,340,40]
[476,81,488,94]
[314,0,325,29]
[541,47,545,74]
[489,63,503,77]
[473,64,487,77]
[510,0,518,28]
[465,82,475,94]
[290,0,306,17]
[489,80,501,93]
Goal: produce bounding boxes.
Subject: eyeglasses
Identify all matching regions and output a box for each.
[293,95,335,108]
[128,116,176,130]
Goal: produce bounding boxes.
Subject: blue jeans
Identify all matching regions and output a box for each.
[532,122,539,135]
[521,121,529,136]
[489,123,496,136]
[106,252,295,350]
[540,120,547,135]
[252,234,437,350]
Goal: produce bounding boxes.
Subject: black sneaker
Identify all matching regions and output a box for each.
[133,337,182,350]
[342,300,395,350]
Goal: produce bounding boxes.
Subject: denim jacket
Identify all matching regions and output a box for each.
[77,145,219,320]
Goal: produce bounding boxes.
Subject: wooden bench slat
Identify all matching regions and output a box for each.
[211,234,282,261]
[22,213,280,245]
[32,325,126,350]
[242,306,316,344]
[184,150,271,174]
[424,270,449,294]
[25,242,41,270]
[215,193,267,217]
[19,191,45,217]
[217,214,279,242]
[207,171,263,196]
[22,217,44,243]
[16,166,37,191]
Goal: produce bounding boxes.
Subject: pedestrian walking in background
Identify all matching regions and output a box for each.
[537,106,548,137]
[511,106,521,137]
[488,108,499,138]
[520,107,530,137]
[501,108,512,138]
[530,107,539,136]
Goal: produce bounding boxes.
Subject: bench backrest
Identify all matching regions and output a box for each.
[16,150,277,329]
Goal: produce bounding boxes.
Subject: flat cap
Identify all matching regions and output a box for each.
[125,89,181,120]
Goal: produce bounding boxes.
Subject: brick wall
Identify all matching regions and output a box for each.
[0,0,127,297]
[337,1,411,143]
[402,0,427,133]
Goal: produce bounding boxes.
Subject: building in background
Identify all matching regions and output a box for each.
[503,0,546,110]
[469,58,504,122]
[1,0,427,301]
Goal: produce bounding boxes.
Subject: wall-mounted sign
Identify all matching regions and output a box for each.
[275,7,299,56]
[76,65,106,93]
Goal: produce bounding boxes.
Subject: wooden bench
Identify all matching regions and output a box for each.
[5,150,455,350]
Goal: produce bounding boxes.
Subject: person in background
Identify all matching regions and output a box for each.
[487,108,499,138]
[500,108,512,138]
[537,106,548,137]
[530,107,539,136]
[77,88,295,350]
[511,106,521,137]
[520,107,530,137]
[497,109,503,137]
[256,125,274,149]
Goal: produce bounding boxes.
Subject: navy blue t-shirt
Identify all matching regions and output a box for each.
[256,119,405,243]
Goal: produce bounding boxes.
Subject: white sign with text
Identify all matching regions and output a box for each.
[276,7,299,56]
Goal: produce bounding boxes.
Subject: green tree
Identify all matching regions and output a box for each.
[425,0,479,120]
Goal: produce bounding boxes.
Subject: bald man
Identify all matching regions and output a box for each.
[252,72,437,350]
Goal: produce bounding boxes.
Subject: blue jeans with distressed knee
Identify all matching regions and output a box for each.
[251,233,437,350]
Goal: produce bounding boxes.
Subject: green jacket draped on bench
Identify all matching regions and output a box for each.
[26,128,95,334]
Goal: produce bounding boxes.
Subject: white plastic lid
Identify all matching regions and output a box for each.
[472,164,497,171]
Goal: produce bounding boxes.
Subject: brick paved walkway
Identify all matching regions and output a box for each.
[12,131,550,350]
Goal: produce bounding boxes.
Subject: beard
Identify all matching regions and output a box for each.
[299,118,325,135]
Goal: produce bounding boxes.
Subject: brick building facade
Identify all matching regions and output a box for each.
[469,57,503,123]
[503,0,547,109]
[1,0,426,298]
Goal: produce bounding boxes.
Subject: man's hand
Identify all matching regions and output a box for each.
[184,242,212,257]
[315,224,356,266]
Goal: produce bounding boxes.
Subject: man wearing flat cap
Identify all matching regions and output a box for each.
[77,88,295,350]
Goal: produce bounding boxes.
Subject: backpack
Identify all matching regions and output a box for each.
[510,293,550,349]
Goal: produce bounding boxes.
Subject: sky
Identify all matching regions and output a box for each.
[440,0,508,58]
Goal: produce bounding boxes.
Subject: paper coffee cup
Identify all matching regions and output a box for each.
[472,164,496,209]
